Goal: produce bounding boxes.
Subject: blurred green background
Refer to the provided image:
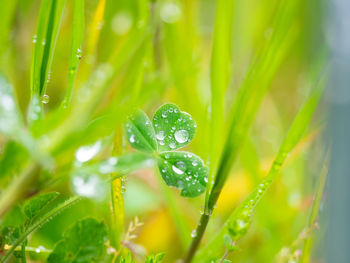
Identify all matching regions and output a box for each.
[0,0,326,262]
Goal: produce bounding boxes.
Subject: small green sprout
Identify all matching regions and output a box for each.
[125,103,208,198]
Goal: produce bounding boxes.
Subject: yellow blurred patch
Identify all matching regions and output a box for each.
[136,209,177,253]
[216,171,252,215]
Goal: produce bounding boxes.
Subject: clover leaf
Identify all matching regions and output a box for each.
[125,110,157,153]
[158,152,208,197]
[152,104,196,151]
[125,103,208,198]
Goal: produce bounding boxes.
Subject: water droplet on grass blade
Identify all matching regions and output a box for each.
[75,141,102,163]
[41,94,50,104]
[191,229,197,238]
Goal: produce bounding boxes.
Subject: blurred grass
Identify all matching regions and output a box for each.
[0,0,326,262]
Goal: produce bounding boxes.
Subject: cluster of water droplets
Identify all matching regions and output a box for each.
[160,153,207,196]
[154,107,193,149]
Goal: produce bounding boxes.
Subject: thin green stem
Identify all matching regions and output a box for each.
[0,196,81,263]
[183,214,210,263]
[300,158,329,263]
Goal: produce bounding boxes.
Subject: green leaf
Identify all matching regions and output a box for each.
[47,218,107,263]
[152,104,196,151]
[145,252,165,263]
[126,110,158,153]
[61,0,84,108]
[157,152,208,197]
[23,192,60,221]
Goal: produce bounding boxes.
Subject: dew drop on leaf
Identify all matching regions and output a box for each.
[174,129,189,143]
[156,130,165,140]
[41,94,50,104]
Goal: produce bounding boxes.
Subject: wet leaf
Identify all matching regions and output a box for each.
[157,151,208,197]
[47,218,107,263]
[126,110,158,153]
[152,104,196,151]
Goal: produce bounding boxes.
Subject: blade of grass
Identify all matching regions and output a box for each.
[194,78,324,262]
[110,127,125,250]
[29,0,66,121]
[299,157,329,263]
[0,0,17,71]
[206,0,235,207]
[62,0,85,108]
[184,1,299,261]
[77,0,106,82]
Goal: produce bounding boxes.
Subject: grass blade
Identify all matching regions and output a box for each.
[207,0,235,205]
[62,0,85,108]
[195,79,324,261]
[29,0,66,122]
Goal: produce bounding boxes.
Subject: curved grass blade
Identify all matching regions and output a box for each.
[77,0,105,82]
[207,0,235,204]
[299,157,329,263]
[62,0,85,108]
[29,0,66,122]
[194,81,324,262]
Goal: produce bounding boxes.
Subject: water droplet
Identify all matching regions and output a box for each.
[165,153,170,159]
[156,130,165,140]
[76,48,82,59]
[174,129,189,143]
[192,160,198,167]
[160,140,165,145]
[162,111,168,118]
[169,142,176,149]
[41,94,50,104]
[204,177,208,183]
[160,2,182,24]
[1,95,14,111]
[172,161,186,175]
[35,248,40,253]
[75,141,102,163]
[191,229,197,238]
[169,108,174,113]
[72,174,106,199]
[129,134,136,143]
[32,35,37,43]
[111,11,133,35]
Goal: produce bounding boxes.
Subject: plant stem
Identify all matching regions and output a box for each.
[183,213,210,263]
[300,158,329,263]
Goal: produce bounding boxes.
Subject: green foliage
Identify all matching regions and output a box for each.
[47,218,107,263]
[125,110,158,153]
[157,152,208,197]
[152,104,196,151]
[125,104,208,197]
[145,252,165,263]
[23,192,59,221]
